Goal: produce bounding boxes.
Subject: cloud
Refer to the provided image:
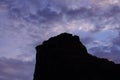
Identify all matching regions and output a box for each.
[91,0,120,8]
[0,0,120,62]
[89,32,120,63]
[0,1,120,80]
[0,57,35,80]
[89,45,120,64]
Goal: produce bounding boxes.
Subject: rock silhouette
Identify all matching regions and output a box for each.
[33,33,120,80]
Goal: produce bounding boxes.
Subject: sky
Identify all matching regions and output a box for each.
[0,0,120,80]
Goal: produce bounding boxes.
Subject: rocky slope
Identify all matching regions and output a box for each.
[33,33,120,80]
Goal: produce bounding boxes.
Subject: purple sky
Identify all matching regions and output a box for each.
[0,0,120,80]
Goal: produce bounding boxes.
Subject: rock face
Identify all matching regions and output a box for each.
[33,33,120,80]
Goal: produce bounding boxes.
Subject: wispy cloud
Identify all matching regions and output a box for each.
[0,0,120,79]
[0,0,120,60]
[0,57,35,80]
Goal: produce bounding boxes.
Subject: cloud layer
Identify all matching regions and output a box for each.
[0,0,120,80]
[0,57,35,80]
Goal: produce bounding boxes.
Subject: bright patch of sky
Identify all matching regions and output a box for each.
[93,30,118,41]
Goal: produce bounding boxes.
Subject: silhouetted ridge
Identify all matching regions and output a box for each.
[33,33,120,80]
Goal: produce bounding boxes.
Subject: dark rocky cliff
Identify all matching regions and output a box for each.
[33,33,120,80]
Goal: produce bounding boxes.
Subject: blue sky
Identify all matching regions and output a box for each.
[0,0,120,80]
